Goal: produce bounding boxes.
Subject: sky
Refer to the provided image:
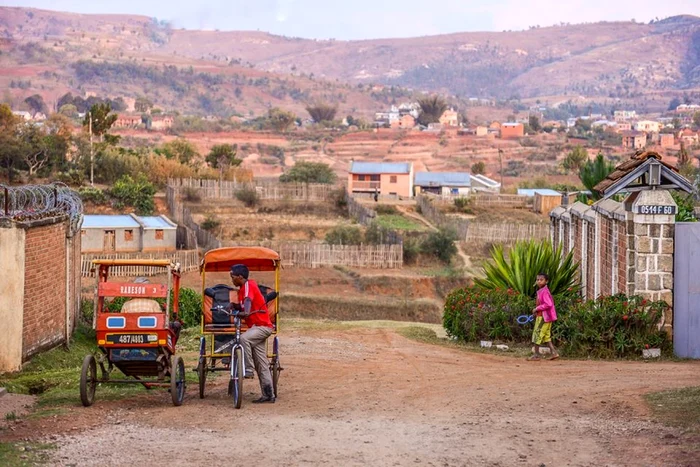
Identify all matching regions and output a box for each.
[1,0,699,40]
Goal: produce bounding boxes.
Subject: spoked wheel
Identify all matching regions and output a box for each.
[197,357,207,399]
[197,336,207,399]
[271,337,281,398]
[232,347,243,409]
[170,355,186,406]
[80,354,97,407]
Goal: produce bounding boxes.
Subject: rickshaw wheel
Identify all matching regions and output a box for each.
[271,357,280,399]
[232,347,243,409]
[271,336,281,398]
[171,356,186,406]
[80,354,97,407]
[197,357,207,399]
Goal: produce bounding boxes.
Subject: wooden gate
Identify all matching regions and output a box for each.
[674,222,700,358]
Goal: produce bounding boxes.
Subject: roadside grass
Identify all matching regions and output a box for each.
[0,442,55,466]
[645,387,700,433]
[374,214,426,231]
[0,326,202,409]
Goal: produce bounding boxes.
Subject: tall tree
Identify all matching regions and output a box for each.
[305,102,337,123]
[268,107,296,132]
[416,96,448,125]
[206,144,241,185]
[135,96,154,113]
[279,161,337,184]
[159,138,199,165]
[562,145,589,173]
[24,94,48,115]
[0,104,22,182]
[579,153,616,200]
[528,115,541,132]
[83,103,117,142]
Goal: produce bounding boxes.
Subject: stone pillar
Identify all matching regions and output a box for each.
[626,190,676,334]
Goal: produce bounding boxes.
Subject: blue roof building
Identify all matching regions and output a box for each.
[81,214,177,253]
[348,161,413,198]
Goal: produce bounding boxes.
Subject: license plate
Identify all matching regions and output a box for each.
[106,334,157,345]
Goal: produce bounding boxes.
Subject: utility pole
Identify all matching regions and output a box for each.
[88,111,94,186]
[498,148,504,193]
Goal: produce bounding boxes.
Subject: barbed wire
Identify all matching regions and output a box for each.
[0,182,83,235]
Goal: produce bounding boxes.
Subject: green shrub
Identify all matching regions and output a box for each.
[235,186,259,207]
[421,228,457,263]
[56,169,85,186]
[109,174,156,215]
[443,287,671,358]
[176,287,202,328]
[402,237,421,265]
[364,222,392,244]
[375,204,398,215]
[201,214,221,232]
[555,294,671,358]
[453,197,472,213]
[475,240,579,297]
[80,298,94,325]
[325,225,363,245]
[77,186,108,205]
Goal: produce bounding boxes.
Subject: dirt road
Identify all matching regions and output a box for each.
[6,326,700,466]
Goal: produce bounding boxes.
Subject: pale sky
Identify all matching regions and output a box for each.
[1,0,698,40]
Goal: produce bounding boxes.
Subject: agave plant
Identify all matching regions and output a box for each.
[474,240,579,297]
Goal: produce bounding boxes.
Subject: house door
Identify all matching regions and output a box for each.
[103,230,116,252]
[674,222,700,358]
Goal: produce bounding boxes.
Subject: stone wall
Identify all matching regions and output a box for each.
[551,190,676,334]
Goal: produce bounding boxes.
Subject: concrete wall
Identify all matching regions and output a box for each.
[81,227,142,253]
[142,228,177,252]
[0,226,26,372]
[379,173,412,197]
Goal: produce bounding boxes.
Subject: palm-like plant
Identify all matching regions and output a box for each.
[579,153,615,200]
[474,240,579,297]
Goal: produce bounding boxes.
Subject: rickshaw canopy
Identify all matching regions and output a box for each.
[92,259,174,268]
[201,247,280,272]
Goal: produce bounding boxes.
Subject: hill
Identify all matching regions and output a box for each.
[1,7,700,115]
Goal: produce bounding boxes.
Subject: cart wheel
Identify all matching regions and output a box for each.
[271,337,281,398]
[232,347,243,409]
[80,354,97,407]
[197,357,207,399]
[171,356,186,406]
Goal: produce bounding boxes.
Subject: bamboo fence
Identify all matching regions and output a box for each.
[464,223,550,245]
[168,178,338,202]
[81,250,200,277]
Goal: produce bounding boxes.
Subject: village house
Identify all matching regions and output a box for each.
[11,110,32,121]
[397,102,420,119]
[500,122,524,139]
[613,110,637,121]
[414,172,500,196]
[678,128,699,145]
[347,161,413,198]
[81,214,178,253]
[150,114,174,130]
[113,113,143,129]
[439,108,459,127]
[634,120,660,133]
[615,122,632,132]
[621,130,647,150]
[657,133,676,148]
[675,104,700,114]
[391,114,416,129]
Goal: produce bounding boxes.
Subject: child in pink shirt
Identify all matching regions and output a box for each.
[528,273,559,361]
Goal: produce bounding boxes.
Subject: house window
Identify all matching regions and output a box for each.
[370,174,380,181]
[358,175,366,181]
[155,229,164,240]
[124,229,134,241]
[390,176,397,183]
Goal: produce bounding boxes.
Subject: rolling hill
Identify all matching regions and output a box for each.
[1,6,699,116]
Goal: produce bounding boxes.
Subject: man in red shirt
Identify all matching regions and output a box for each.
[230,264,275,403]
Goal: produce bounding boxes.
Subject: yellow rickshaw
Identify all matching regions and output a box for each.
[196,247,281,408]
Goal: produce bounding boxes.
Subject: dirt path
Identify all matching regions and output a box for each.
[5,326,700,466]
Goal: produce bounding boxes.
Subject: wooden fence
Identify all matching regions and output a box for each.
[416,195,470,239]
[464,223,550,245]
[168,178,338,202]
[81,250,200,277]
[346,193,377,225]
[227,241,403,268]
[429,193,532,209]
[166,186,222,252]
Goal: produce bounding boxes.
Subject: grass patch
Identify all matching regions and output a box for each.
[0,326,203,408]
[645,387,700,432]
[0,442,55,466]
[374,214,426,231]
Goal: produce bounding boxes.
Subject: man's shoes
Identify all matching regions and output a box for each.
[244,371,254,379]
[252,386,276,403]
